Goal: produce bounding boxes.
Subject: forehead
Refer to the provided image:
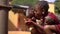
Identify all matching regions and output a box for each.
[34,5,42,11]
[34,4,42,10]
[34,4,39,9]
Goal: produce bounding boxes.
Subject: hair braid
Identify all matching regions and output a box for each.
[36,1,49,16]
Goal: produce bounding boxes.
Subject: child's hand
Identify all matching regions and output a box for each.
[24,18,33,26]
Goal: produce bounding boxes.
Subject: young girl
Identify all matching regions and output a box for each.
[24,1,60,34]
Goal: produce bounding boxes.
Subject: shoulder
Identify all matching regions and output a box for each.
[45,16,54,23]
[45,16,55,25]
[48,12,57,19]
[47,12,59,23]
[48,12,55,16]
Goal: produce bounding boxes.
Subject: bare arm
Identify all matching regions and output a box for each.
[32,21,46,34]
[32,21,44,30]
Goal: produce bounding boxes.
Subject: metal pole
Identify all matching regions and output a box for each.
[0,0,11,34]
[0,8,8,34]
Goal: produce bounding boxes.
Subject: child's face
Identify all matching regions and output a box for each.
[34,4,43,19]
[29,8,34,14]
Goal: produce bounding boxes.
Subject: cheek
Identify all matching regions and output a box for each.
[35,13,37,16]
[29,11,31,13]
[35,13,40,17]
[37,12,42,15]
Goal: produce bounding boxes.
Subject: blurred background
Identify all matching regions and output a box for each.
[8,0,60,34]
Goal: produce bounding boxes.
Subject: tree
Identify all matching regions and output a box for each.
[55,0,60,14]
[11,0,38,6]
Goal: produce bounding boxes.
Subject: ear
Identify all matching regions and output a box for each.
[42,12,44,14]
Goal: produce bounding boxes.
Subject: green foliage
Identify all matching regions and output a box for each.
[11,0,38,6]
[55,0,60,14]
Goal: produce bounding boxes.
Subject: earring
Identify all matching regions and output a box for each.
[42,12,44,14]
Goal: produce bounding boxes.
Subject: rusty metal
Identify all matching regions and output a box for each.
[0,0,11,34]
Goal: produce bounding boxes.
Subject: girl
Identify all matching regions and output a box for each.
[24,1,60,34]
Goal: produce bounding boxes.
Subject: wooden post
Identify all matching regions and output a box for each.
[0,0,11,34]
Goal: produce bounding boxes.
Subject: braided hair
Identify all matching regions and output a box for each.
[35,1,49,17]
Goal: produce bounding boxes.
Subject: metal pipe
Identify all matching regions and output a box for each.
[0,9,8,34]
[0,0,10,34]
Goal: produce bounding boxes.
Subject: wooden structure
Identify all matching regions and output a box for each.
[8,5,29,31]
